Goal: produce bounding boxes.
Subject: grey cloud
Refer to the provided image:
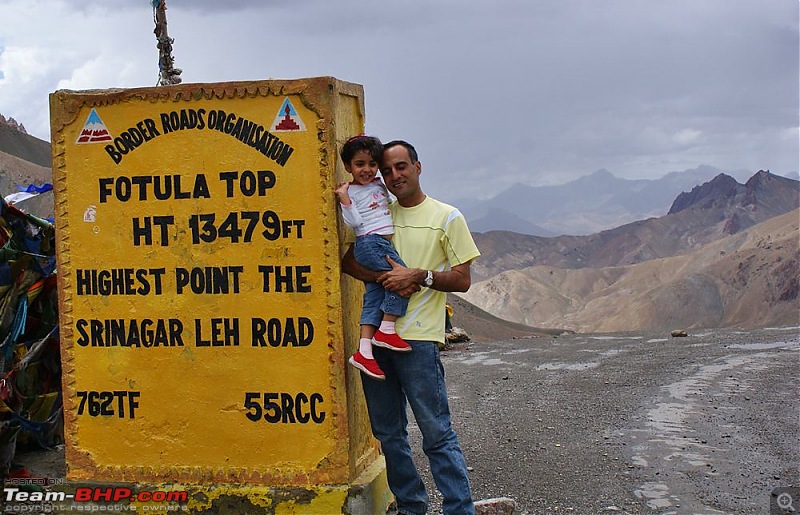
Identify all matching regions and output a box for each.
[0,0,796,204]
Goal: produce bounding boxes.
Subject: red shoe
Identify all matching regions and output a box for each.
[372,330,412,352]
[349,351,385,380]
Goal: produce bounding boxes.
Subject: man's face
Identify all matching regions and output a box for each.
[380,145,423,206]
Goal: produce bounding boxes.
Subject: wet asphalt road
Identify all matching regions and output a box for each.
[409,326,799,514]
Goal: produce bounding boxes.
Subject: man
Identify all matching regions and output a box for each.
[342,140,480,515]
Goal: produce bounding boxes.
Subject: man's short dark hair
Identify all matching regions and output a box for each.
[340,135,383,164]
[383,140,419,163]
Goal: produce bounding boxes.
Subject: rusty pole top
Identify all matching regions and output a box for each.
[152,0,182,86]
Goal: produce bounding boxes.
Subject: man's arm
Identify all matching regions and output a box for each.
[341,245,381,282]
[430,261,472,293]
[379,257,472,294]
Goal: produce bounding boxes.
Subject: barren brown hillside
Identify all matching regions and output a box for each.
[459,209,800,333]
[0,119,53,218]
[471,171,799,282]
[445,293,563,343]
[0,151,51,191]
[0,150,54,218]
[0,117,50,167]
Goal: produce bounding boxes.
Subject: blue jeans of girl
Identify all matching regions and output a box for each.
[354,234,409,327]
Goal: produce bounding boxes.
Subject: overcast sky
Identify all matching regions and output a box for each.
[0,0,797,202]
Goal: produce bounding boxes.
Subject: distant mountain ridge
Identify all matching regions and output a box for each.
[471,171,799,282]
[461,208,800,333]
[0,114,51,168]
[468,207,556,236]
[0,114,54,218]
[460,165,785,236]
[463,170,799,332]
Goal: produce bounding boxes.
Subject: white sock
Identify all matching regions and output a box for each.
[359,338,374,359]
[379,320,396,334]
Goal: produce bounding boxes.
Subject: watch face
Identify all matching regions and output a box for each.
[424,271,433,286]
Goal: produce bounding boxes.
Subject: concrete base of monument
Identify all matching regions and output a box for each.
[13,453,392,514]
[344,456,393,514]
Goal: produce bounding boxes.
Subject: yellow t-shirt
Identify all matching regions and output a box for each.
[390,196,480,343]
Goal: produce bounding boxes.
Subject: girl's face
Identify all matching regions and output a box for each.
[345,149,379,186]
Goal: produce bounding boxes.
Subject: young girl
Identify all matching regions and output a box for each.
[336,135,411,380]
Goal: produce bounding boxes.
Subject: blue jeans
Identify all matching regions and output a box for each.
[361,341,474,515]
[354,234,409,326]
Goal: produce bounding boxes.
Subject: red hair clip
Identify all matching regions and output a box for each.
[345,134,368,143]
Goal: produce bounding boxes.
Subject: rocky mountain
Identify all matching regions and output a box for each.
[0,115,50,168]
[669,171,799,226]
[460,165,753,235]
[0,114,53,218]
[471,171,799,282]
[460,208,799,333]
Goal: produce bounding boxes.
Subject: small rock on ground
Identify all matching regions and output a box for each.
[474,497,517,515]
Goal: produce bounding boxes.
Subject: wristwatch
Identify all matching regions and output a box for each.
[422,270,434,287]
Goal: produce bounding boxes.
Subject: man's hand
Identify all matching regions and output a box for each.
[378,256,422,297]
[341,245,381,283]
[379,258,474,294]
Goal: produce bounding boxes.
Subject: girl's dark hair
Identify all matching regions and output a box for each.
[340,135,383,164]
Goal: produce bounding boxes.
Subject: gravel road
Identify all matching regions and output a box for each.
[408,326,799,514]
[11,326,798,514]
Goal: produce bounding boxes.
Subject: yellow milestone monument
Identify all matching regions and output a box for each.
[50,77,390,513]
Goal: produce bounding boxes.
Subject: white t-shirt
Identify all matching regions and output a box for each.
[339,179,394,237]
